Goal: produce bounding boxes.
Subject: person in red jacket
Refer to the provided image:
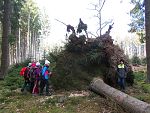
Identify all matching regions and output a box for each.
[21,63,32,92]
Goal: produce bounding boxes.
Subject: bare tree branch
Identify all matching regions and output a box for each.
[88,31,97,38]
[88,0,113,36]
[93,14,101,20]
[101,23,110,30]
[88,3,97,10]
[101,19,113,29]
[96,27,100,37]
[101,19,113,26]
[100,0,106,12]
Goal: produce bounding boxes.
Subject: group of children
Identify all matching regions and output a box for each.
[20,60,52,96]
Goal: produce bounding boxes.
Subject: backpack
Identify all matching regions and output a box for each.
[34,67,41,78]
[20,67,27,76]
[29,67,36,79]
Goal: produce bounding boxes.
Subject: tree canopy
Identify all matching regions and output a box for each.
[129,0,145,42]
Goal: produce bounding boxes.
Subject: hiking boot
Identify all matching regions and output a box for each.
[46,93,51,96]
[39,93,44,96]
[121,89,126,93]
[21,88,24,92]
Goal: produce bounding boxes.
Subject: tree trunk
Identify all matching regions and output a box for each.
[20,34,26,62]
[31,30,34,59]
[23,35,26,61]
[34,31,37,60]
[90,78,150,113]
[34,32,37,60]
[145,0,150,83]
[12,44,16,64]
[0,0,11,79]
[16,28,20,63]
[20,32,23,62]
[9,44,12,65]
[27,12,30,59]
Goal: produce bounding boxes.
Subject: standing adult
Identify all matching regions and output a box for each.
[21,63,32,92]
[32,62,41,95]
[117,59,128,91]
[40,60,52,96]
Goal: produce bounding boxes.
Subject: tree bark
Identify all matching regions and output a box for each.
[90,78,150,113]
[23,35,26,61]
[27,12,30,59]
[9,44,12,65]
[16,28,20,63]
[0,0,11,79]
[145,0,150,83]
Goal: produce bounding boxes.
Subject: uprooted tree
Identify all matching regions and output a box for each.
[66,20,133,87]
[52,18,134,89]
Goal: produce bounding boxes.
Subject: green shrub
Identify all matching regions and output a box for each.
[134,72,145,82]
[141,84,150,93]
[1,64,24,92]
[133,72,150,93]
[141,57,147,65]
[131,56,141,65]
[5,66,23,89]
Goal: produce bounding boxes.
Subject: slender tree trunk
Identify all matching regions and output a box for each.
[9,45,12,65]
[29,31,31,58]
[31,31,33,58]
[99,12,102,36]
[21,33,26,62]
[35,32,37,60]
[16,28,20,63]
[33,31,35,59]
[18,28,21,62]
[12,44,16,64]
[23,35,27,61]
[27,12,30,58]
[34,31,37,59]
[0,0,11,79]
[99,0,102,36]
[145,0,150,83]
[20,32,23,62]
[10,45,13,65]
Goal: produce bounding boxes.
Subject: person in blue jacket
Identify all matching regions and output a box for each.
[39,60,52,96]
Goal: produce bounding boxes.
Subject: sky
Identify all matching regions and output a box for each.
[35,0,133,49]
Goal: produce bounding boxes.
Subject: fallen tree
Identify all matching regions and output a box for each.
[90,78,150,113]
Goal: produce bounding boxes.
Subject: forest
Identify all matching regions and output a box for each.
[0,0,150,113]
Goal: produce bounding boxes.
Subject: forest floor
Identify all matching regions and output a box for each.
[0,66,150,113]
[0,83,150,113]
[0,89,128,113]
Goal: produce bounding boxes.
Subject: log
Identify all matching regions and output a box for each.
[90,78,150,113]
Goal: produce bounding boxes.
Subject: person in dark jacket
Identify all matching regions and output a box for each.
[117,59,128,91]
